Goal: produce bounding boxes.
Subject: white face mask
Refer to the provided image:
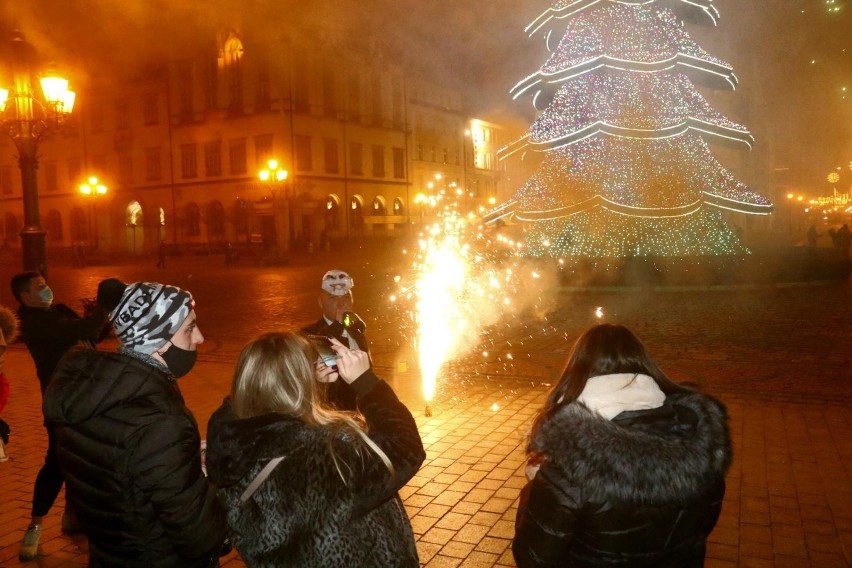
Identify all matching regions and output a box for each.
[37,286,54,307]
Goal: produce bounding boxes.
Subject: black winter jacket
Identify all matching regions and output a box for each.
[18,303,106,392]
[206,370,425,568]
[43,348,226,568]
[513,392,732,568]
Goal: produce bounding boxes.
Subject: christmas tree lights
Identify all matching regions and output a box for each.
[488,0,772,258]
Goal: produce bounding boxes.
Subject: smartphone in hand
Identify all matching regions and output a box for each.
[306,335,339,372]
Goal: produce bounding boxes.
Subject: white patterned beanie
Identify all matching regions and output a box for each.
[109,281,195,355]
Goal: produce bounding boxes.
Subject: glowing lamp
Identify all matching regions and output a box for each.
[0,88,7,111]
[827,173,840,184]
[40,76,75,111]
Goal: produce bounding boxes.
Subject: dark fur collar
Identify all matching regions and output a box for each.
[534,392,731,504]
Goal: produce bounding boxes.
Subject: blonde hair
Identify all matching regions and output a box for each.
[231,331,393,481]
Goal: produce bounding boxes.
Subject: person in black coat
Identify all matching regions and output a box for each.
[10,271,110,561]
[206,331,424,568]
[513,324,732,568]
[301,269,369,411]
[43,280,226,567]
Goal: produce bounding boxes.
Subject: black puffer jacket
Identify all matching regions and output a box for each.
[43,348,226,568]
[513,392,732,568]
[206,370,425,568]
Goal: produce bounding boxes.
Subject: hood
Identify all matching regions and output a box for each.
[43,348,174,426]
[534,392,731,505]
[205,400,315,488]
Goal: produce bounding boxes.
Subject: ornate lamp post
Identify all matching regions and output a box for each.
[0,31,76,278]
[79,176,108,249]
[258,159,289,255]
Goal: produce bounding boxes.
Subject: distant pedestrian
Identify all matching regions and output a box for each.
[807,224,821,248]
[0,304,20,463]
[837,224,851,256]
[10,271,110,561]
[43,279,227,567]
[513,324,732,568]
[205,331,424,568]
[157,239,167,269]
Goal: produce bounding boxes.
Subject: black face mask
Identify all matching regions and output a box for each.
[160,344,198,378]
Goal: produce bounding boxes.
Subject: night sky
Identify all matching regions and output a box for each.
[2,0,850,192]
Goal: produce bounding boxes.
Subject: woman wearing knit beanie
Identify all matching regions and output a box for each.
[42,279,226,567]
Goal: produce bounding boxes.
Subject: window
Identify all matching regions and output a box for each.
[143,93,158,125]
[255,56,271,112]
[322,64,336,116]
[392,147,405,179]
[67,158,82,186]
[185,202,201,236]
[371,145,385,177]
[178,61,193,119]
[442,148,449,164]
[254,134,273,165]
[1,165,13,195]
[118,152,133,183]
[430,146,436,162]
[294,54,310,113]
[180,144,198,179]
[295,135,312,171]
[392,78,404,128]
[371,72,382,123]
[204,59,217,109]
[229,139,247,175]
[416,143,422,161]
[209,201,226,235]
[349,142,363,175]
[205,141,222,176]
[145,147,162,181]
[45,210,63,242]
[115,99,130,129]
[323,138,339,174]
[347,69,360,120]
[44,162,58,192]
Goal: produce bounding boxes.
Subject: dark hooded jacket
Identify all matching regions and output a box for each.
[206,370,424,568]
[513,392,732,568]
[43,348,226,568]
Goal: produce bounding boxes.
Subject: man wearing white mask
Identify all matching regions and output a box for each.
[302,269,370,410]
[10,271,109,561]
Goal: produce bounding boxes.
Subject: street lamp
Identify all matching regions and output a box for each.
[0,31,76,278]
[79,176,108,249]
[258,159,289,254]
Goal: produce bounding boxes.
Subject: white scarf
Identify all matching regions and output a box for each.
[577,373,665,420]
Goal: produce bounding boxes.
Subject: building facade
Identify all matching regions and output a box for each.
[0,26,521,257]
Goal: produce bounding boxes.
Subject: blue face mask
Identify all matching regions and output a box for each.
[37,286,54,306]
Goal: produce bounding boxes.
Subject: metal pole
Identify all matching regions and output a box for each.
[17,136,48,277]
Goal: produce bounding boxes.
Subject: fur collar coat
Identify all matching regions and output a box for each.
[206,371,424,568]
[513,391,732,568]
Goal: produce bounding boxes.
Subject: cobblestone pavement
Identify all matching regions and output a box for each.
[0,246,850,567]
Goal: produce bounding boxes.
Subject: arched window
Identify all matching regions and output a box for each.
[235,199,249,235]
[186,202,201,236]
[126,201,143,226]
[393,198,404,216]
[350,195,364,229]
[45,209,63,242]
[372,196,387,215]
[325,195,340,231]
[209,201,226,235]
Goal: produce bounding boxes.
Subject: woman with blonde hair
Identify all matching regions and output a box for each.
[205,332,424,568]
[513,324,732,567]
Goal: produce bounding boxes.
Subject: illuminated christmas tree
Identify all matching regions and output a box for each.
[488,0,772,258]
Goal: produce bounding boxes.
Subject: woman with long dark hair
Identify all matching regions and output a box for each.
[205,332,424,567]
[513,324,732,567]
